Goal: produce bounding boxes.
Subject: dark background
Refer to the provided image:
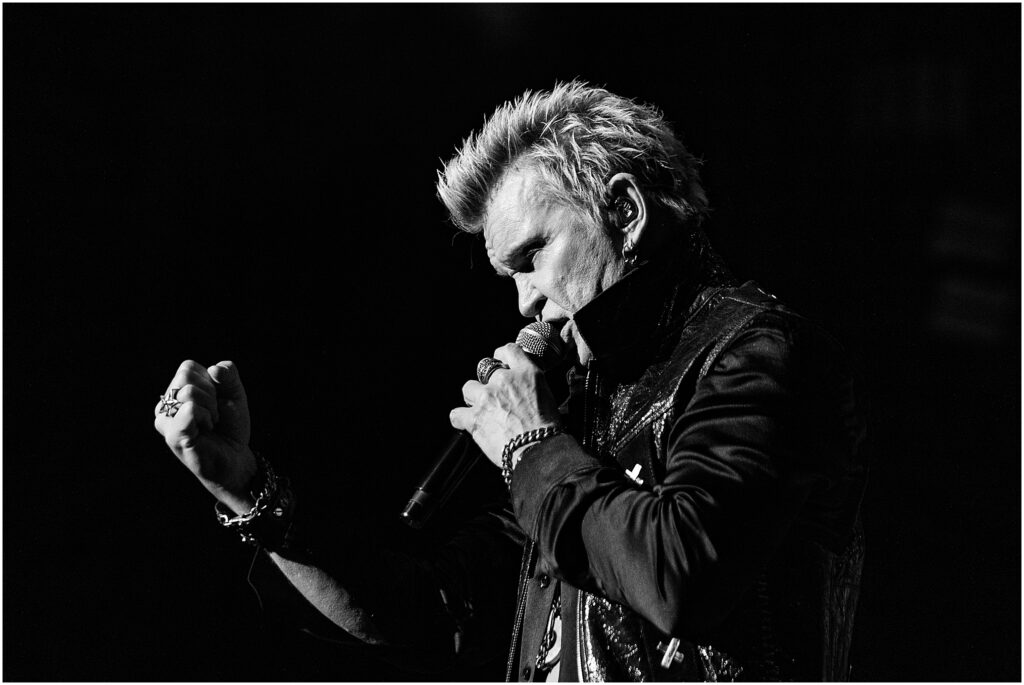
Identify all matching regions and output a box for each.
[4,4,1020,681]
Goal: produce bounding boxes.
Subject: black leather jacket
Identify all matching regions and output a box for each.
[252,235,867,682]
[505,236,867,681]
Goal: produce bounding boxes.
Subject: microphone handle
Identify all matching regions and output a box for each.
[400,431,481,529]
[401,320,565,530]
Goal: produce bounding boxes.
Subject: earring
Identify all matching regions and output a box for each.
[623,237,637,268]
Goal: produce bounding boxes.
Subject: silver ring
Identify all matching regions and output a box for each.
[476,357,509,384]
[157,389,183,418]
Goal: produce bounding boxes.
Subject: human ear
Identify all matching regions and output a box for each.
[606,173,647,234]
[606,173,649,265]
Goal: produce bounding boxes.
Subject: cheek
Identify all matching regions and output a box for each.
[557,259,599,312]
[548,231,615,312]
[573,243,610,291]
[536,253,570,304]
[556,257,592,307]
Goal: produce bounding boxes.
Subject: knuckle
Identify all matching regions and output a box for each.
[164,429,181,451]
[175,400,195,421]
[181,361,211,386]
[185,384,211,405]
[449,408,465,428]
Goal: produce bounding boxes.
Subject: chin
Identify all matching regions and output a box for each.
[570,329,593,366]
[551,318,592,366]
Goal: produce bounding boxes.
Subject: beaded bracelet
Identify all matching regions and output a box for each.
[501,426,563,487]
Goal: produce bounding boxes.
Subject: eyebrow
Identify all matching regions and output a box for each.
[493,237,545,277]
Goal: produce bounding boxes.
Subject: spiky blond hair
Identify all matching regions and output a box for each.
[436,80,708,234]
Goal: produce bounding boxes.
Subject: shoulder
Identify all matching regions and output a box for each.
[683,285,862,430]
[704,282,849,375]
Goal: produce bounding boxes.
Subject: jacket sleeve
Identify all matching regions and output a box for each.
[508,314,861,638]
[247,484,526,674]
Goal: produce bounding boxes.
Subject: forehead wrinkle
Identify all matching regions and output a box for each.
[484,200,517,274]
[484,169,538,275]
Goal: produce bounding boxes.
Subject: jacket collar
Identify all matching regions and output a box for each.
[572,230,736,380]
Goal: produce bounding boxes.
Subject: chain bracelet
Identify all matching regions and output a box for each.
[214,452,301,549]
[501,426,563,487]
[215,453,279,528]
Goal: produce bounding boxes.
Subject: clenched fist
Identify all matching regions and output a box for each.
[154,360,257,515]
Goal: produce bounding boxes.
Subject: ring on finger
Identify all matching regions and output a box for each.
[476,357,509,384]
[156,396,183,418]
[157,387,184,418]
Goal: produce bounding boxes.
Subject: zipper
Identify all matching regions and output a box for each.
[575,361,599,681]
[505,540,536,682]
[575,588,586,681]
[582,360,596,451]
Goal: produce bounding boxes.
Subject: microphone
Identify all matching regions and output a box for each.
[400,321,565,529]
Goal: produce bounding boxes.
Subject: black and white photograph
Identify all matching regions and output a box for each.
[3,3,1020,682]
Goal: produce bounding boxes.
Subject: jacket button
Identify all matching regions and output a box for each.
[537,573,550,588]
[521,666,532,680]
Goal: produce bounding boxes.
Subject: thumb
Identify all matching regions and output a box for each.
[209,360,250,446]
[209,361,246,401]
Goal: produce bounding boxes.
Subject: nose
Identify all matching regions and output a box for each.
[514,273,545,318]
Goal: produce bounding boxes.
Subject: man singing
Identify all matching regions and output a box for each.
[154,81,867,681]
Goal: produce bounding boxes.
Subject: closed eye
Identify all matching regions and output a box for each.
[513,241,545,273]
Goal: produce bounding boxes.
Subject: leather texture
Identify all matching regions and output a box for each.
[508,233,868,681]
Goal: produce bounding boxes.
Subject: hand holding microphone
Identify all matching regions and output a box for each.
[449,328,564,468]
[401,321,566,528]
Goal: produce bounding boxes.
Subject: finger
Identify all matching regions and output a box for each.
[493,343,534,370]
[209,361,247,403]
[176,384,220,424]
[449,407,473,432]
[461,379,485,405]
[161,401,214,453]
[166,360,216,398]
[209,361,250,446]
[154,395,171,417]
[154,393,186,419]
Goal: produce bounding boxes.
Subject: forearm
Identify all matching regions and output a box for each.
[509,326,848,636]
[265,550,387,645]
[243,486,524,672]
[511,437,806,635]
[246,495,450,658]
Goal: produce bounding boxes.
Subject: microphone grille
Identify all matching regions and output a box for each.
[515,321,564,368]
